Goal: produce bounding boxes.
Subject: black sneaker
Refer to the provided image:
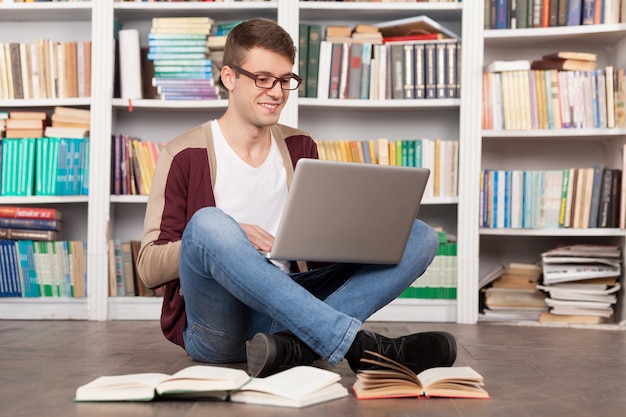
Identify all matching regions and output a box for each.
[246,332,318,377]
[345,330,457,374]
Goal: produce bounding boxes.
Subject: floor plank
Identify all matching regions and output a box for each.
[1,320,625,417]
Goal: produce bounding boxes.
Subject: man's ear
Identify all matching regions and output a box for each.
[221,65,236,91]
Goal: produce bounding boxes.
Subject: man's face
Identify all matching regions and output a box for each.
[228,47,294,128]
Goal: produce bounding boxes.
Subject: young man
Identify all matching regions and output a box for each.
[137,18,456,378]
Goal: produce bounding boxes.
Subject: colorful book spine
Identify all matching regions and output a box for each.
[0,206,62,220]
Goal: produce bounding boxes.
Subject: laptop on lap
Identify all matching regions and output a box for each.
[261,158,430,264]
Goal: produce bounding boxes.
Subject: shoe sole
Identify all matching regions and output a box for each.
[246,333,277,377]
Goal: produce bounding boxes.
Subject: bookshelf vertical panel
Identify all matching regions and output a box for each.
[88,0,114,321]
[456,0,484,324]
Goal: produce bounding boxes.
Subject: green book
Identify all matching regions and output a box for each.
[395,140,403,166]
[305,24,322,98]
[298,23,309,97]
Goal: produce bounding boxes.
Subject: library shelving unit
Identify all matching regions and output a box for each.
[0,0,486,325]
[0,1,94,319]
[481,23,626,326]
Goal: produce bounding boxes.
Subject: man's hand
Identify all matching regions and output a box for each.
[240,224,274,252]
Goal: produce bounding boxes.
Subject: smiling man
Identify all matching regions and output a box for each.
[137,18,456,379]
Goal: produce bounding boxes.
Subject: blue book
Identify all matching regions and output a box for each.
[148,39,208,47]
[147,53,207,61]
[0,240,21,297]
[148,33,207,40]
[582,0,595,24]
[148,46,208,54]
[496,0,509,29]
[16,240,39,297]
[567,0,583,25]
[0,218,61,231]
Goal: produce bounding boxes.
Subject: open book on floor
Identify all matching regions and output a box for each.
[75,365,349,408]
[352,351,490,400]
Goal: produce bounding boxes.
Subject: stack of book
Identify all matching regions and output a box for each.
[3,110,46,138]
[46,106,90,138]
[0,205,62,242]
[400,230,457,300]
[531,51,597,72]
[147,16,220,101]
[538,244,622,324]
[0,206,86,299]
[479,262,548,321]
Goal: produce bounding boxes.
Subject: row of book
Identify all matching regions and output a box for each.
[487,0,626,29]
[0,136,89,196]
[0,40,92,100]
[301,18,461,100]
[111,134,165,195]
[108,239,161,297]
[480,165,621,230]
[482,66,626,130]
[0,239,86,298]
[315,138,458,198]
[399,230,457,300]
[480,244,622,324]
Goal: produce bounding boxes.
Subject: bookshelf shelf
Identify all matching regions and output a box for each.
[484,24,626,47]
[112,98,228,110]
[0,196,89,204]
[480,228,626,237]
[482,128,626,139]
[110,195,148,204]
[113,1,278,21]
[0,298,87,320]
[0,3,92,22]
[298,98,460,109]
[299,1,462,21]
[0,98,91,108]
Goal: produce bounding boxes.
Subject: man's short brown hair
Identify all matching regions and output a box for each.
[222,18,297,67]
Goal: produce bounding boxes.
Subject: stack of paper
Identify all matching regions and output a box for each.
[539,245,621,324]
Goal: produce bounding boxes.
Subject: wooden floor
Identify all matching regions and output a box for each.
[2,319,626,417]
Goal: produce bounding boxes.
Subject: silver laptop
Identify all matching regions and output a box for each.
[261,158,430,264]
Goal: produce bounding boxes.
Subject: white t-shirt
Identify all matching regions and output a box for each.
[211,120,290,271]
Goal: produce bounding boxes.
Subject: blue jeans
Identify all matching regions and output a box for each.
[180,207,439,366]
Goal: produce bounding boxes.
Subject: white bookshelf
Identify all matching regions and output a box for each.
[481,21,626,326]
[18,0,626,328]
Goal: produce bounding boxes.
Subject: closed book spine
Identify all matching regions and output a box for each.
[0,228,59,241]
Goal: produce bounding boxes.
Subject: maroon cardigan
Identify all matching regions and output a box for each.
[136,121,318,348]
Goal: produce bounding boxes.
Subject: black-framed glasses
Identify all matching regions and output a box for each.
[230,65,302,91]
